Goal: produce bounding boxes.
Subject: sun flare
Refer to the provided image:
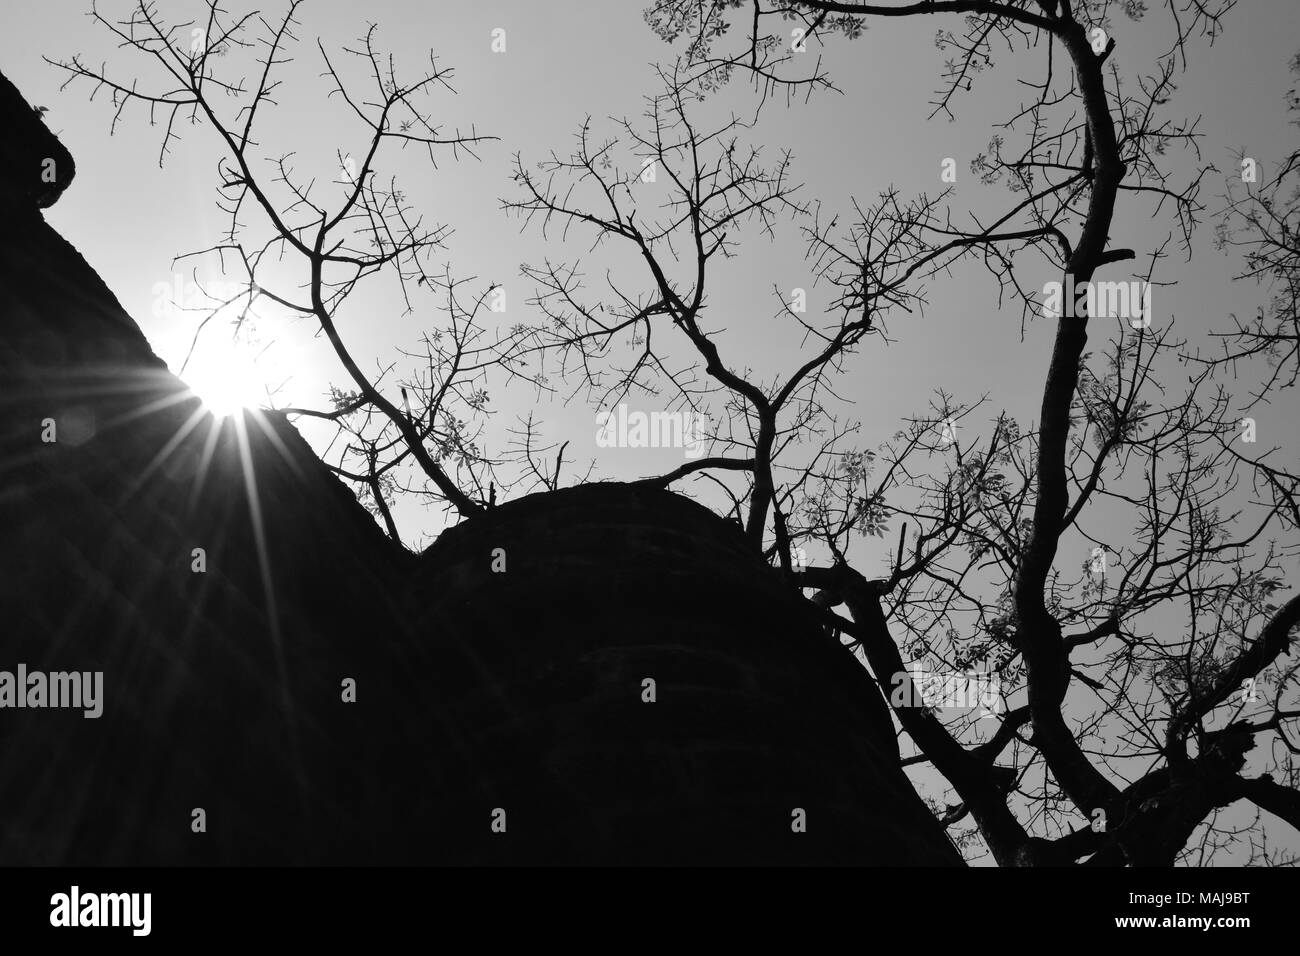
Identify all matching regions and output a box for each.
[182,337,275,419]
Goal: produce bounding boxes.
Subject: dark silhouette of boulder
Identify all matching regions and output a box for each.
[410,483,959,864]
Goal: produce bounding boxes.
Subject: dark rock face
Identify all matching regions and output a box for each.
[0,71,960,865]
[411,484,959,864]
[0,199,416,863]
[0,70,74,210]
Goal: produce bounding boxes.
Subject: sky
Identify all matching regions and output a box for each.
[2,0,1293,543]
[4,0,1298,863]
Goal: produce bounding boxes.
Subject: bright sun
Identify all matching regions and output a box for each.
[182,337,275,419]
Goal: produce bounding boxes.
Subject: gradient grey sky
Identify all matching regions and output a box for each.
[3,1,1293,538]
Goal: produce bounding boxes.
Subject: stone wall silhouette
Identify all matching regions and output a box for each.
[0,70,961,865]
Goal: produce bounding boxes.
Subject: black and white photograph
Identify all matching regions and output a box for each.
[1,0,1297,937]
